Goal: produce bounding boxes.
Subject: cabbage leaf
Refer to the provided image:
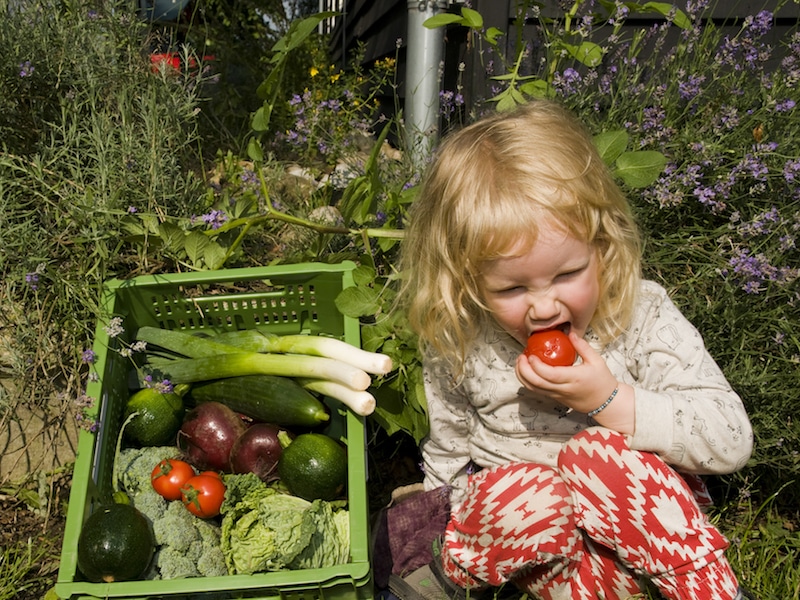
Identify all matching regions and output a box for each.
[220,473,349,574]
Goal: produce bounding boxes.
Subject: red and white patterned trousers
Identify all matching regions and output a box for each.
[441,427,739,600]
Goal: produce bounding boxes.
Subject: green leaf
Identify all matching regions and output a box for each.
[159,222,185,253]
[485,26,504,44]
[360,323,387,354]
[613,150,667,188]
[461,7,484,29]
[334,285,382,318]
[352,264,377,287]
[271,13,334,56]
[377,236,400,253]
[563,41,604,67]
[494,90,519,112]
[230,196,256,219]
[203,241,228,270]
[593,130,629,165]
[641,2,691,30]
[247,137,264,162]
[423,13,464,29]
[252,105,271,132]
[519,78,553,99]
[184,231,210,265]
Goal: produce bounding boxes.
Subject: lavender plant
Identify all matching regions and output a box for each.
[560,2,799,500]
[0,0,210,477]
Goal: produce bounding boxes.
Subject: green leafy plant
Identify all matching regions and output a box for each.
[425,3,675,188]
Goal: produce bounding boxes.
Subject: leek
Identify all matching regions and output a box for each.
[136,352,371,391]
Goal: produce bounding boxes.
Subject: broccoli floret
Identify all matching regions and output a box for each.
[156,546,201,580]
[197,543,227,578]
[153,501,202,552]
[114,445,177,496]
[130,486,169,525]
[113,445,227,580]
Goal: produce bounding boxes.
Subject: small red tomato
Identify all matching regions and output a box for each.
[151,459,195,501]
[524,330,577,367]
[180,473,226,519]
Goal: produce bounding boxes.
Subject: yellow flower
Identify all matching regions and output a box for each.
[377,57,396,71]
[330,72,341,83]
[310,67,319,77]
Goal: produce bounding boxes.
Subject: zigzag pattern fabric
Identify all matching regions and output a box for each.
[440,427,739,600]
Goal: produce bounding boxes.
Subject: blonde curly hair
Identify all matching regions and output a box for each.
[399,99,641,374]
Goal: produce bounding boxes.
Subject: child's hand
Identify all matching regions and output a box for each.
[515,332,635,434]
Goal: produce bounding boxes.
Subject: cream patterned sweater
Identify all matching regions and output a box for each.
[420,280,753,500]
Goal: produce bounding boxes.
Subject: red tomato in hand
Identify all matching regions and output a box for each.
[180,473,226,518]
[524,330,577,366]
[151,459,195,501]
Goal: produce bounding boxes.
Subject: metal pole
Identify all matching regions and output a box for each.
[405,0,447,168]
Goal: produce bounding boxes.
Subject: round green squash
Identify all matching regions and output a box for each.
[77,502,155,583]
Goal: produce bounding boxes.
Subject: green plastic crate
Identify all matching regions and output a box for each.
[56,262,372,600]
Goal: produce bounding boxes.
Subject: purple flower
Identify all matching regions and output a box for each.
[554,68,582,96]
[678,74,706,100]
[780,31,800,85]
[127,206,138,214]
[155,379,174,394]
[201,209,228,230]
[774,99,796,112]
[240,170,258,186]
[25,272,39,289]
[783,157,800,183]
[737,206,781,238]
[693,185,726,213]
[608,2,629,25]
[321,99,341,112]
[82,349,97,364]
[746,10,774,38]
[733,152,769,181]
[714,105,740,129]
[725,247,798,293]
[19,61,34,77]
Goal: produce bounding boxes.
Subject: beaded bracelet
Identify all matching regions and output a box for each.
[587,386,619,418]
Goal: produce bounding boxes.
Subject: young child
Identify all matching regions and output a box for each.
[392,100,754,600]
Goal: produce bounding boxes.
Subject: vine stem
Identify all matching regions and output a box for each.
[209,166,404,264]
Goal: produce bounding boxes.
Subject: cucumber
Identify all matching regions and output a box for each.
[187,375,330,427]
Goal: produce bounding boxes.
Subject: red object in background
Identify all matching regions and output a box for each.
[150,53,181,71]
[149,53,215,73]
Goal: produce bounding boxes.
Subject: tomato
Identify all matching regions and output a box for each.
[151,459,195,501]
[180,473,226,519]
[524,329,577,367]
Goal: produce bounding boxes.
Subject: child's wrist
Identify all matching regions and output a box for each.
[589,383,636,434]
[587,385,619,417]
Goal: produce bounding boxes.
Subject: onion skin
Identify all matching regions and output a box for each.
[177,401,247,472]
[229,423,290,481]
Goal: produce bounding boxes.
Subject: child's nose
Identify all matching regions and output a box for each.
[527,291,559,322]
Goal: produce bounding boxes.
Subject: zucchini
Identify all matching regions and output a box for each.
[187,375,330,427]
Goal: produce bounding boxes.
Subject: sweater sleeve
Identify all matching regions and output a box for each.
[626,282,753,474]
[419,361,476,501]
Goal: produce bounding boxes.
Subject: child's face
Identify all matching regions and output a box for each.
[479,224,600,347]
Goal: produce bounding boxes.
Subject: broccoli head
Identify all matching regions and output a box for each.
[113,445,227,579]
